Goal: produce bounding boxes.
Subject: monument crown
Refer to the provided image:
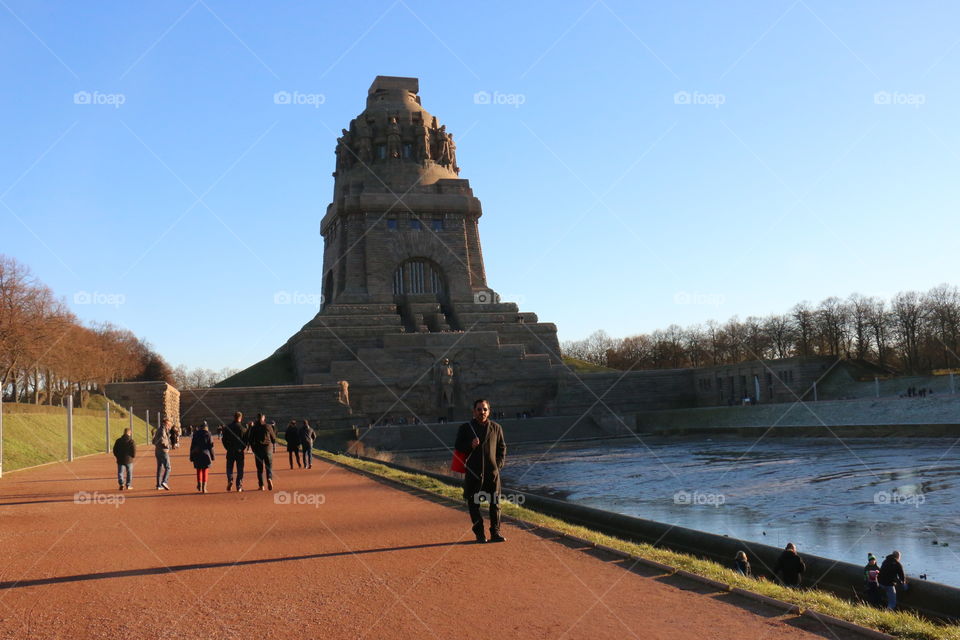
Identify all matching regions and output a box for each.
[366,75,421,109]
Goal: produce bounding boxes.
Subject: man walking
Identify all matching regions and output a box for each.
[112,427,136,490]
[248,413,277,490]
[222,411,249,492]
[152,418,172,490]
[299,419,316,469]
[454,399,506,543]
[285,419,302,469]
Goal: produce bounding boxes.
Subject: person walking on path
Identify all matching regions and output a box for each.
[774,542,806,587]
[170,423,181,449]
[112,427,136,490]
[285,420,302,469]
[222,411,249,492]
[189,421,216,493]
[299,419,316,470]
[248,413,277,490]
[878,550,908,610]
[152,418,172,490]
[454,398,506,544]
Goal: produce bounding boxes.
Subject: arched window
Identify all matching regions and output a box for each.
[393,259,445,295]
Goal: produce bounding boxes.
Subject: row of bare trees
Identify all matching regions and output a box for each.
[562,285,960,374]
[0,255,175,405]
[171,365,239,390]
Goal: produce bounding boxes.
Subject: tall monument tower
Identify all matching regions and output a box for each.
[231,76,562,418]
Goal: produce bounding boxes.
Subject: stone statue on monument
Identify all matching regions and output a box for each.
[387,116,402,160]
[337,380,352,414]
[437,358,455,408]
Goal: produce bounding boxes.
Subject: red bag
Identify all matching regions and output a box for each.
[451,449,467,473]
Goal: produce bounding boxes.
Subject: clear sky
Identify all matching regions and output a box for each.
[2,1,958,371]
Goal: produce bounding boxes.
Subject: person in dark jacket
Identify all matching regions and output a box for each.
[774,542,806,587]
[878,550,908,610]
[299,419,316,469]
[189,421,216,493]
[453,399,506,544]
[112,428,137,490]
[248,413,277,490]
[152,418,172,491]
[734,550,752,577]
[285,420,302,469]
[864,553,882,606]
[222,411,249,492]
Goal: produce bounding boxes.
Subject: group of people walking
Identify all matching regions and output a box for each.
[733,544,909,610]
[110,411,316,493]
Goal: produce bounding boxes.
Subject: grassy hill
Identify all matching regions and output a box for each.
[2,397,151,472]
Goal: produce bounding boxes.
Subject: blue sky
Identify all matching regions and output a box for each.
[2,1,958,371]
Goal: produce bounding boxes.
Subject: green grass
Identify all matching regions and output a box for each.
[2,407,152,472]
[318,451,960,640]
[561,356,618,373]
[215,351,296,387]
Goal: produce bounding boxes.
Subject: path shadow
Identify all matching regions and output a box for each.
[0,541,468,591]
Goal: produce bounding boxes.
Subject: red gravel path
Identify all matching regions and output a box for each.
[0,448,867,639]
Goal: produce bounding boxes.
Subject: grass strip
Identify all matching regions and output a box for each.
[318,450,960,640]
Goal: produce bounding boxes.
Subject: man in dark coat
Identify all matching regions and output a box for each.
[112,427,137,490]
[248,413,277,490]
[454,398,506,543]
[774,542,806,587]
[285,420,302,469]
[878,550,908,610]
[222,411,249,492]
[299,419,316,470]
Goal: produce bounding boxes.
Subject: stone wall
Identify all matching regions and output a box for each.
[179,384,353,429]
[104,382,180,427]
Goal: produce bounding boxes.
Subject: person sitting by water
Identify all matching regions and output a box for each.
[774,542,806,587]
[734,550,752,577]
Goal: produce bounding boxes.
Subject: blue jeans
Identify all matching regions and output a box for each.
[884,584,898,609]
[302,444,313,468]
[117,463,133,487]
[155,450,170,486]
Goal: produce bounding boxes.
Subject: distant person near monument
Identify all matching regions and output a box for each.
[249,413,277,490]
[454,399,506,543]
[300,419,316,469]
[285,420,302,469]
[112,427,136,490]
[223,411,249,492]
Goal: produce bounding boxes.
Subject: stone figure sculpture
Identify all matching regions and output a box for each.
[437,358,455,408]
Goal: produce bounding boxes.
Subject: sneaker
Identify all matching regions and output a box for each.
[474,534,487,544]
[226,481,233,492]
[156,486,162,491]
[267,478,274,491]
[258,485,265,491]
[119,485,124,491]
[161,482,170,491]
[489,533,506,543]
[237,486,244,493]
[126,485,132,490]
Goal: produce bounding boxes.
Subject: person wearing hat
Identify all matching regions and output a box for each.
[863,553,882,606]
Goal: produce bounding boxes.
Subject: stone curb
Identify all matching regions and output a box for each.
[802,610,895,640]
[729,587,801,614]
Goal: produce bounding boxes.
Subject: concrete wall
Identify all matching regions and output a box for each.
[104,382,180,427]
[179,384,353,429]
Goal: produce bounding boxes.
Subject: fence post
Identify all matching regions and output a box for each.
[875,376,880,398]
[105,403,111,454]
[0,391,4,478]
[128,406,133,439]
[145,409,150,444]
[67,394,74,462]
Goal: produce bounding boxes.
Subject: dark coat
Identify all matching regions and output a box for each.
[189,428,216,469]
[112,435,136,465]
[299,424,315,449]
[248,422,277,448]
[284,425,301,451]
[222,420,248,454]
[454,419,506,492]
[878,555,905,586]
[774,549,806,586]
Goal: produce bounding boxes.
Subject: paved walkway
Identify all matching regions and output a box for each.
[0,447,867,639]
